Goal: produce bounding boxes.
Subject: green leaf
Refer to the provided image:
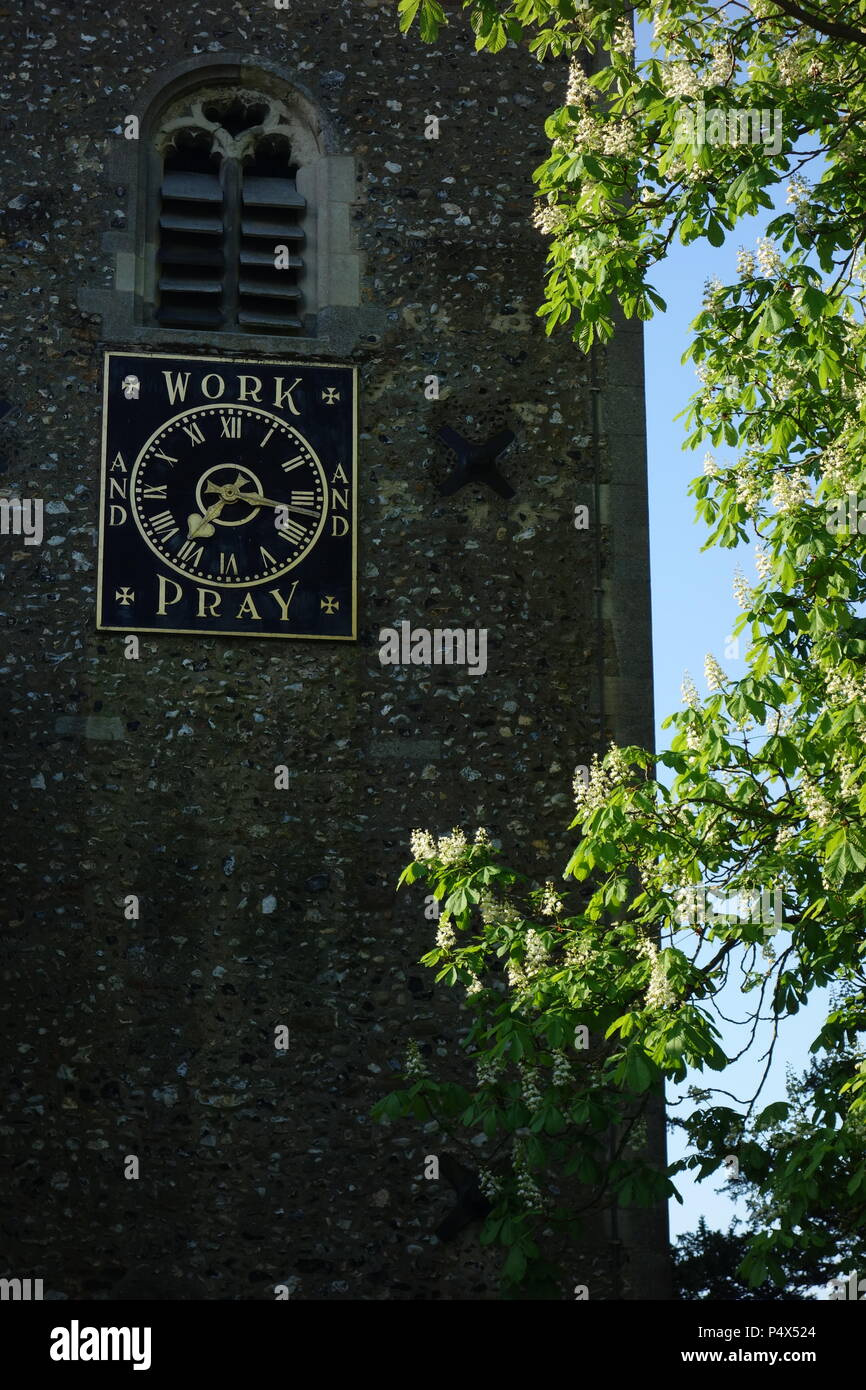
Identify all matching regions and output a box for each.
[753,1101,790,1131]
[444,886,469,915]
[622,1047,655,1094]
[397,0,421,35]
[480,1217,503,1246]
[503,1245,527,1281]
[418,0,446,43]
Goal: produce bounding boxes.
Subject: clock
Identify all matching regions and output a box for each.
[131,404,328,586]
[97,353,357,640]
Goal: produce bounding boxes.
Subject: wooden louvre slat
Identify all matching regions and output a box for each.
[159,209,223,234]
[238,306,304,330]
[162,170,223,202]
[240,214,305,239]
[239,246,302,268]
[159,239,224,267]
[242,175,306,210]
[238,278,302,300]
[158,275,223,294]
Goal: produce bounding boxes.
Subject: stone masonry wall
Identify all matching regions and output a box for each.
[0,0,665,1299]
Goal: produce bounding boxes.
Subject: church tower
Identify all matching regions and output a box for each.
[1,1,667,1299]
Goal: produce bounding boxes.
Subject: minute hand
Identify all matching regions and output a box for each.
[236,491,320,518]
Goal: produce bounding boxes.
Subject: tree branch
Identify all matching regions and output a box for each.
[766,0,866,47]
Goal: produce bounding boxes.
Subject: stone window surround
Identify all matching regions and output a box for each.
[79,55,380,358]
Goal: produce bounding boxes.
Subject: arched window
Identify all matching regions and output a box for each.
[152,90,310,333]
[83,57,366,353]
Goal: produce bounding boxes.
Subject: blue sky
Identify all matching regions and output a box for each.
[632,30,831,1251]
[647,230,830,1261]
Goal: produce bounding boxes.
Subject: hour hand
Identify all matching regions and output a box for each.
[187,498,225,537]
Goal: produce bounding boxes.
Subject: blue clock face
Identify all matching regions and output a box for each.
[97,353,357,641]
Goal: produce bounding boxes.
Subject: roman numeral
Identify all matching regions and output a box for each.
[150,509,179,541]
[151,448,177,465]
[177,540,204,566]
[260,427,276,448]
[143,484,167,499]
[259,546,277,567]
[278,518,307,546]
[280,454,306,473]
[220,415,242,439]
[182,421,206,446]
[219,552,239,577]
[290,490,315,507]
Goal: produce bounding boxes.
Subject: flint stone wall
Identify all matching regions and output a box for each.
[0,0,666,1300]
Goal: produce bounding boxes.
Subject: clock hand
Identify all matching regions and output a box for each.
[194,476,253,534]
[200,480,318,524]
[187,497,227,538]
[231,490,282,508]
[205,474,247,499]
[234,491,320,519]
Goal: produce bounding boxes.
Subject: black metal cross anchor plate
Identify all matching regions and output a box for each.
[437,424,516,499]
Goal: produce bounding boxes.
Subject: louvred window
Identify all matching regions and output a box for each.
[155,99,306,334]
